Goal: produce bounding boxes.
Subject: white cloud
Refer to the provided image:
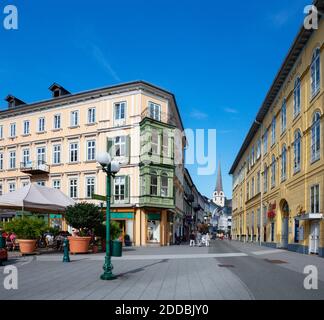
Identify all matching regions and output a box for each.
[90,43,121,82]
[224,107,238,114]
[190,109,208,120]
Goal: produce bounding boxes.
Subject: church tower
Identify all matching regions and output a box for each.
[213,162,225,207]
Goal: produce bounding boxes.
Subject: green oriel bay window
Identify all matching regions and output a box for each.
[140,118,174,166]
[139,118,176,209]
[140,166,174,208]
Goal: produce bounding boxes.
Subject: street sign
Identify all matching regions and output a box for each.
[92,194,107,201]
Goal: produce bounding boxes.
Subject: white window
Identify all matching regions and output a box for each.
[151,130,159,155]
[0,125,3,139]
[256,139,261,159]
[256,171,261,194]
[162,130,169,157]
[22,181,29,187]
[263,130,268,155]
[86,177,95,198]
[0,184,3,196]
[10,123,16,138]
[37,147,46,165]
[114,102,126,125]
[294,77,301,117]
[69,179,78,199]
[311,48,320,97]
[310,185,320,214]
[9,182,16,193]
[88,108,96,124]
[87,140,96,161]
[69,142,78,163]
[161,173,168,197]
[53,144,61,164]
[294,130,302,173]
[54,114,61,129]
[281,99,286,133]
[53,179,61,190]
[23,120,30,135]
[150,171,158,196]
[37,181,46,187]
[271,117,276,145]
[115,136,126,157]
[0,153,3,170]
[71,111,79,127]
[271,155,276,188]
[22,149,30,167]
[38,117,45,132]
[311,112,321,163]
[149,102,161,121]
[264,165,268,193]
[9,151,16,169]
[251,177,255,198]
[281,145,287,181]
[114,176,125,202]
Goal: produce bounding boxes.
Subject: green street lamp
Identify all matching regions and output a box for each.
[96,151,120,280]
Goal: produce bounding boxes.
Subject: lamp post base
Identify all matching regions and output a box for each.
[100,256,117,280]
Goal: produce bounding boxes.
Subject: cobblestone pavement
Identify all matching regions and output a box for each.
[0,240,323,300]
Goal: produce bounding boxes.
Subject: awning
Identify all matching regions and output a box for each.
[295,213,323,221]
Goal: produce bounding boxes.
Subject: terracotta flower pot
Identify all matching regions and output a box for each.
[68,236,91,254]
[18,239,37,254]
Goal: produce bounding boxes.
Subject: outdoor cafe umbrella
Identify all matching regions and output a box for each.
[0,183,75,213]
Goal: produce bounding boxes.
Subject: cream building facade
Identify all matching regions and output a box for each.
[0,81,185,246]
[230,10,324,257]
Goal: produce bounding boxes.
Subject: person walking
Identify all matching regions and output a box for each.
[205,233,210,247]
[189,232,196,247]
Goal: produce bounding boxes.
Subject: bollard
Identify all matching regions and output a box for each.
[63,238,70,263]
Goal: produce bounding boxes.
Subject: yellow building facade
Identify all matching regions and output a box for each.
[230,16,324,257]
[0,81,185,246]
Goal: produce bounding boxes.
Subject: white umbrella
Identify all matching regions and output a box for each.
[0,184,75,213]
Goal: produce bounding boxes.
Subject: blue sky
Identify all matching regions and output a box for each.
[0,0,311,198]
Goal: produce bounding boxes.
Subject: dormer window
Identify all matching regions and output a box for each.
[5,95,26,109]
[49,83,70,98]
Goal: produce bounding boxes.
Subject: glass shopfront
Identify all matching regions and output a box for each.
[147,213,161,243]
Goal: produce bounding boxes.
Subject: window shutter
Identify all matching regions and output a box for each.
[126,135,130,164]
[125,176,130,203]
[107,138,115,158]
[110,177,115,205]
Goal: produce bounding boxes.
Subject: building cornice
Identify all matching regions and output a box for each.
[229,1,323,175]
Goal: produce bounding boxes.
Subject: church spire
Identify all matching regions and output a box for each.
[215,162,223,193]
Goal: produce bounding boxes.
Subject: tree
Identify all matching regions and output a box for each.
[64,202,103,235]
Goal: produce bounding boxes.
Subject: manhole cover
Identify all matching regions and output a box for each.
[218,264,235,268]
[264,259,287,264]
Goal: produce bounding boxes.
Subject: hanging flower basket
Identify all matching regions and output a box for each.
[268,211,276,220]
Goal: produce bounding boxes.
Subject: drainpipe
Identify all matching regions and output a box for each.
[255,119,263,247]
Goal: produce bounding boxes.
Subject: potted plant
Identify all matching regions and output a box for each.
[5,216,46,254]
[96,221,122,252]
[64,203,103,254]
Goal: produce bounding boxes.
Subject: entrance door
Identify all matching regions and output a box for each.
[309,222,320,254]
[147,220,161,243]
[281,218,289,249]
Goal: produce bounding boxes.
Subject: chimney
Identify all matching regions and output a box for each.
[49,83,71,98]
[5,95,26,109]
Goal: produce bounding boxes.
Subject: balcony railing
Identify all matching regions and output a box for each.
[141,108,177,126]
[20,161,50,174]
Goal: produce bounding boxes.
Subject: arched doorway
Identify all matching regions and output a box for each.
[280,199,290,249]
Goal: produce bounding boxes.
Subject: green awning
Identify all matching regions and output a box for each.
[111,212,134,219]
[147,213,161,221]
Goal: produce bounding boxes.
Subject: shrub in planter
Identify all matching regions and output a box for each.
[95,221,122,252]
[65,202,104,253]
[5,217,46,254]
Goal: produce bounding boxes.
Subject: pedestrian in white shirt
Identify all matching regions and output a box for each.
[205,233,210,247]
